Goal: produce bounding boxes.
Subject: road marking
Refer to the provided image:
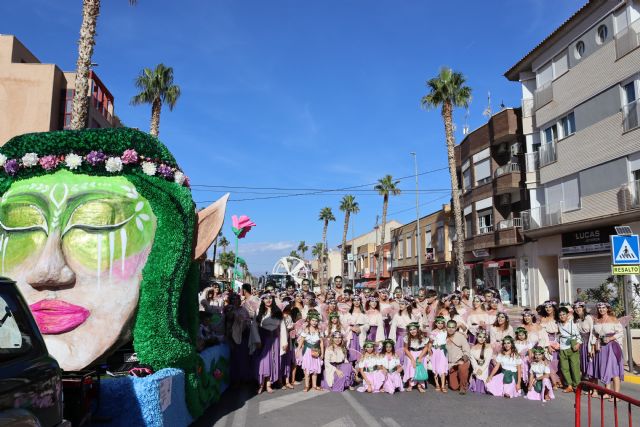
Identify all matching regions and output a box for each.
[341,392,382,427]
[382,417,402,427]
[213,414,228,427]
[321,416,357,427]
[258,390,322,415]
[231,400,248,427]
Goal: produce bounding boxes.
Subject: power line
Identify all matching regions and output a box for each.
[386,194,451,216]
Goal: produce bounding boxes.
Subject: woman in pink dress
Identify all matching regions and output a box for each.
[402,322,430,392]
[357,341,385,393]
[538,301,561,388]
[526,346,554,401]
[465,296,489,345]
[486,336,523,398]
[430,316,449,392]
[297,312,324,392]
[365,297,385,343]
[381,339,404,394]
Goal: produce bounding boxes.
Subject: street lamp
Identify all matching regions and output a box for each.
[411,152,422,292]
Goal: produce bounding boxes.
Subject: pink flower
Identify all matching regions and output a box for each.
[39,155,59,170]
[213,369,223,380]
[232,215,256,238]
[121,149,139,164]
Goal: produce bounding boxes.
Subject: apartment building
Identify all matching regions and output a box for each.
[390,205,454,294]
[0,35,117,145]
[454,108,528,305]
[505,0,640,306]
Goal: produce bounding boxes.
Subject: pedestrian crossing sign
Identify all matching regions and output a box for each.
[611,234,640,265]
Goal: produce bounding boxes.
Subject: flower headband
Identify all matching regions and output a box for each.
[368,297,379,302]
[407,322,420,330]
[0,149,189,187]
[331,331,343,338]
[363,340,375,348]
[543,300,557,307]
[573,301,586,308]
[307,313,321,321]
[382,339,395,347]
[435,316,446,323]
[532,346,546,355]
[473,295,485,302]
[476,329,488,338]
[260,293,274,300]
[515,327,527,336]
[329,312,340,319]
[522,309,535,317]
[596,302,610,308]
[502,335,515,344]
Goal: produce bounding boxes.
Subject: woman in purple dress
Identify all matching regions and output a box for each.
[321,332,354,391]
[255,293,287,394]
[591,302,625,400]
[573,301,594,381]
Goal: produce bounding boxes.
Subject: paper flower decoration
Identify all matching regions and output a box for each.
[231,215,256,239]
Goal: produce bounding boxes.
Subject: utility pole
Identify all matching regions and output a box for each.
[375,215,380,288]
[411,152,423,293]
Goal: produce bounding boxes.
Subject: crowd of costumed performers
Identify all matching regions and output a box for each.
[199,275,628,400]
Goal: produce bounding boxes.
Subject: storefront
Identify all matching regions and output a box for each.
[465,256,518,305]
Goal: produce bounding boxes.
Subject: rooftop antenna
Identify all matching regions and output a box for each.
[462,106,470,135]
[482,91,492,120]
[500,100,506,110]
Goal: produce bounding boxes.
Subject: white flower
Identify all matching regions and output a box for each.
[105,156,123,173]
[22,153,39,167]
[0,154,6,167]
[65,153,82,170]
[174,171,186,185]
[141,161,156,176]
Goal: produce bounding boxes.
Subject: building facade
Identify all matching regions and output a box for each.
[390,205,454,294]
[455,108,528,305]
[505,0,640,307]
[0,35,117,145]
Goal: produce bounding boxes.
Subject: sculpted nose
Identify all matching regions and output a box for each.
[26,231,76,289]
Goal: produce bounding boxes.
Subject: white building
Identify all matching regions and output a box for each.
[505,0,640,307]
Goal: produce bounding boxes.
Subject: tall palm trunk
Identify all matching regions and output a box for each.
[442,101,466,289]
[70,0,100,130]
[376,195,389,289]
[150,98,162,137]
[341,211,351,276]
[321,220,328,292]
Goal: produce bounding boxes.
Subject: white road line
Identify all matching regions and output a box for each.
[341,393,382,427]
[321,416,357,427]
[382,417,402,427]
[230,400,248,427]
[213,414,229,427]
[259,390,321,415]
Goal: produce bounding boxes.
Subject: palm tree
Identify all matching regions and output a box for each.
[130,64,181,137]
[219,236,230,254]
[219,251,236,279]
[318,207,336,290]
[311,242,325,283]
[339,195,360,277]
[70,0,137,129]
[297,241,308,260]
[421,67,472,290]
[374,175,401,288]
[289,250,301,259]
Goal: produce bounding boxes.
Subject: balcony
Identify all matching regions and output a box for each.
[525,152,540,172]
[494,162,520,178]
[534,82,553,110]
[623,99,640,132]
[494,163,521,195]
[497,217,522,230]
[478,224,494,235]
[615,19,640,59]
[538,142,557,167]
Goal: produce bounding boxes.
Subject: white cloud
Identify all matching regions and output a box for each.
[240,241,296,254]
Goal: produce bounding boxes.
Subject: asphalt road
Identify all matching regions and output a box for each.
[192,382,640,427]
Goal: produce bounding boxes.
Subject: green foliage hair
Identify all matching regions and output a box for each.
[0,128,214,418]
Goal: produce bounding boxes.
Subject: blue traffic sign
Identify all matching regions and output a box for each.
[611,234,640,265]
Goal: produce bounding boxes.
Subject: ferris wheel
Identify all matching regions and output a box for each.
[272,256,310,285]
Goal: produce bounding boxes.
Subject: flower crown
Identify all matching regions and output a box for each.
[0,149,189,187]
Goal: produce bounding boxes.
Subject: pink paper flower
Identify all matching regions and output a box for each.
[213,369,223,380]
[232,215,256,238]
[39,155,59,170]
[121,149,138,164]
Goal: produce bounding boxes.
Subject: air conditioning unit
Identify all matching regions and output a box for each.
[499,194,511,206]
[510,143,521,156]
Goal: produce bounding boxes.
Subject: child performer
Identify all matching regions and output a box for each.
[281,304,297,389]
[430,316,449,392]
[381,339,404,394]
[469,329,492,394]
[486,336,522,398]
[298,312,324,392]
[321,332,354,392]
[403,322,430,393]
[514,327,533,387]
[526,346,554,401]
[357,341,385,393]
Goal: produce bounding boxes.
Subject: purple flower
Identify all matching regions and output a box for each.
[157,164,174,179]
[4,159,19,175]
[39,155,59,171]
[121,149,138,164]
[86,150,106,166]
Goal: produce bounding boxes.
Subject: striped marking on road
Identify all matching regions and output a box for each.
[258,390,323,415]
[341,392,382,427]
[382,417,402,427]
[321,416,357,427]
[230,400,248,427]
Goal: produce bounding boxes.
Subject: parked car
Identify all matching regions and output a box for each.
[0,277,69,427]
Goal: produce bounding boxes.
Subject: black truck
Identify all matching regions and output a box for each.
[0,277,69,427]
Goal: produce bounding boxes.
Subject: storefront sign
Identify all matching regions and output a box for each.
[472,249,490,258]
[612,265,640,275]
[562,226,615,255]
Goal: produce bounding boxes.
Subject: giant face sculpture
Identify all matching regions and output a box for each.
[0,128,227,418]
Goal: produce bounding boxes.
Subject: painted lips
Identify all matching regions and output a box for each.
[30,300,90,334]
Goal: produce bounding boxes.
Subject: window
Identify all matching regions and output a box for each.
[0,290,41,363]
[543,124,557,144]
[398,239,404,259]
[545,175,580,212]
[425,230,432,250]
[553,51,569,77]
[561,112,576,138]
[436,226,444,251]
[477,208,493,234]
[465,214,473,239]
[536,62,553,87]
[634,170,640,205]
[574,41,585,59]
[462,162,472,191]
[596,25,608,44]
[406,235,412,258]
[623,80,639,131]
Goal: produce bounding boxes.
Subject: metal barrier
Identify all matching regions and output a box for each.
[575,381,640,427]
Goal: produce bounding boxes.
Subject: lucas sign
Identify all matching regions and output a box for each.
[610,235,640,265]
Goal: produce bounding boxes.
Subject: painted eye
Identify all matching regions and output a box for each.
[65,199,135,232]
[0,202,47,231]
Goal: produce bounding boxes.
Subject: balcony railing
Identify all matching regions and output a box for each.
[534,82,553,110]
[539,142,557,167]
[498,217,522,230]
[525,152,540,173]
[522,98,534,118]
[615,18,640,59]
[623,99,639,132]
[478,225,494,235]
[521,203,564,230]
[476,177,492,186]
[494,162,520,178]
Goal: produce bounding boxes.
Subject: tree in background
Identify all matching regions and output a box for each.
[70,0,137,129]
[289,250,301,259]
[298,241,308,260]
[131,64,181,137]
[374,175,401,288]
[421,67,472,289]
[318,207,336,291]
[339,195,360,277]
[219,251,236,279]
[218,236,230,253]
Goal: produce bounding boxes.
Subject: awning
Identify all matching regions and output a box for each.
[356,279,390,289]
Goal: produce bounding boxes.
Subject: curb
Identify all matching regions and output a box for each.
[624,374,640,385]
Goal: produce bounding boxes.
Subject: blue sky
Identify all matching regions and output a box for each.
[1,0,584,274]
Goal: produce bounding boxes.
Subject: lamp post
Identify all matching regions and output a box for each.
[411,152,422,293]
